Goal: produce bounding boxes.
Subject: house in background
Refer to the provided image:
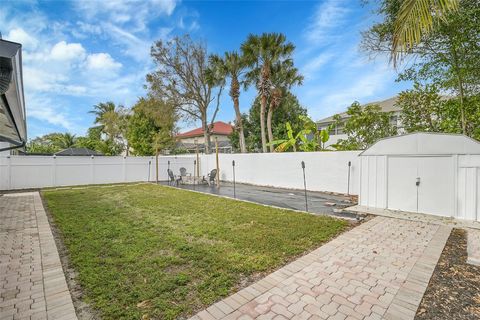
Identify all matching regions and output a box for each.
[0,38,26,155]
[174,121,233,153]
[316,97,402,147]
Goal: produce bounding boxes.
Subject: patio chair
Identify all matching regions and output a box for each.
[167,169,178,186]
[202,169,217,186]
[177,167,192,185]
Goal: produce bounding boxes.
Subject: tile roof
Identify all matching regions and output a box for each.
[176,121,233,138]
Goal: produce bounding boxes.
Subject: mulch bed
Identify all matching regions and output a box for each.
[416,228,480,320]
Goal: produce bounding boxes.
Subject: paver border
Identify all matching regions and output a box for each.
[33,192,78,320]
[384,225,452,320]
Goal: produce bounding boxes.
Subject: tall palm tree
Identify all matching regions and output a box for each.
[53,132,77,150]
[391,0,459,65]
[90,102,126,141]
[90,102,129,154]
[267,60,303,152]
[209,52,248,153]
[242,33,295,152]
[90,102,116,125]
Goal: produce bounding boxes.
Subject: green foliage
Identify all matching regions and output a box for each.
[363,0,480,135]
[76,127,124,156]
[397,83,480,140]
[43,184,347,320]
[268,115,330,152]
[230,93,307,152]
[126,98,176,156]
[26,132,77,154]
[332,102,397,150]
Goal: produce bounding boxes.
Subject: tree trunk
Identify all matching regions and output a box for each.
[260,94,267,153]
[451,46,466,135]
[267,103,274,152]
[202,114,210,154]
[233,97,247,153]
[458,77,466,135]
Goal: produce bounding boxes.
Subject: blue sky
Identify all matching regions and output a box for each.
[2,0,410,139]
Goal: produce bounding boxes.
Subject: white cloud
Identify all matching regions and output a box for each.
[76,0,178,32]
[304,0,350,45]
[301,52,334,80]
[26,93,73,129]
[86,53,122,72]
[5,28,39,50]
[50,41,86,61]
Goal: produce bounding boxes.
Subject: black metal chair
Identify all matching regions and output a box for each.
[202,169,217,186]
[167,169,176,186]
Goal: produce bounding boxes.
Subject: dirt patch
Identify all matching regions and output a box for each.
[416,228,480,320]
[40,192,99,320]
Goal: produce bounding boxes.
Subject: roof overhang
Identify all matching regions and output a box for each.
[0,39,26,150]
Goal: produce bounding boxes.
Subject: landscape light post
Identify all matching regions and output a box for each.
[167,160,170,185]
[148,160,151,182]
[232,160,236,198]
[301,161,308,212]
[193,159,197,190]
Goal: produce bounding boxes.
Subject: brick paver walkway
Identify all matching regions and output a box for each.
[190,217,451,320]
[0,192,77,320]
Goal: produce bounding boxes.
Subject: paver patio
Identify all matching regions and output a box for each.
[0,192,77,320]
[190,216,451,320]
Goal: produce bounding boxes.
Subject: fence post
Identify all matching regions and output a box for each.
[7,155,11,190]
[123,156,127,182]
[232,160,236,198]
[91,155,95,184]
[347,161,351,195]
[52,155,57,187]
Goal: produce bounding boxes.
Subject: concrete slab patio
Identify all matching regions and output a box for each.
[0,192,77,320]
[190,216,451,320]
[159,182,357,219]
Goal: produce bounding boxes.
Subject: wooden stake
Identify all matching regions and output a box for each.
[215,137,220,188]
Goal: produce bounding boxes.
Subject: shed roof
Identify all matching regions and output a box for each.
[360,133,480,156]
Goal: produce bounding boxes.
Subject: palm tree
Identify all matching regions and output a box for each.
[267,60,303,152]
[391,0,459,65]
[209,52,248,153]
[52,132,77,150]
[90,102,128,152]
[90,102,116,125]
[242,33,295,152]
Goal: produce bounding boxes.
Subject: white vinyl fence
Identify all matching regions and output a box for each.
[0,152,361,194]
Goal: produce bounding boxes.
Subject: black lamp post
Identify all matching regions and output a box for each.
[232,160,236,198]
[301,161,308,212]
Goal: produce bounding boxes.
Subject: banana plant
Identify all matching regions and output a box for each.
[268,122,298,152]
[268,115,331,152]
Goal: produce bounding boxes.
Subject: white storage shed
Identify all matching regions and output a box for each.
[359,133,480,221]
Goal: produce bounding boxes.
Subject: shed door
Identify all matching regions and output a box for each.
[387,157,418,212]
[387,156,454,217]
[417,157,454,216]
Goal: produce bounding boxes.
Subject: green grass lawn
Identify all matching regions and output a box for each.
[42,183,348,320]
